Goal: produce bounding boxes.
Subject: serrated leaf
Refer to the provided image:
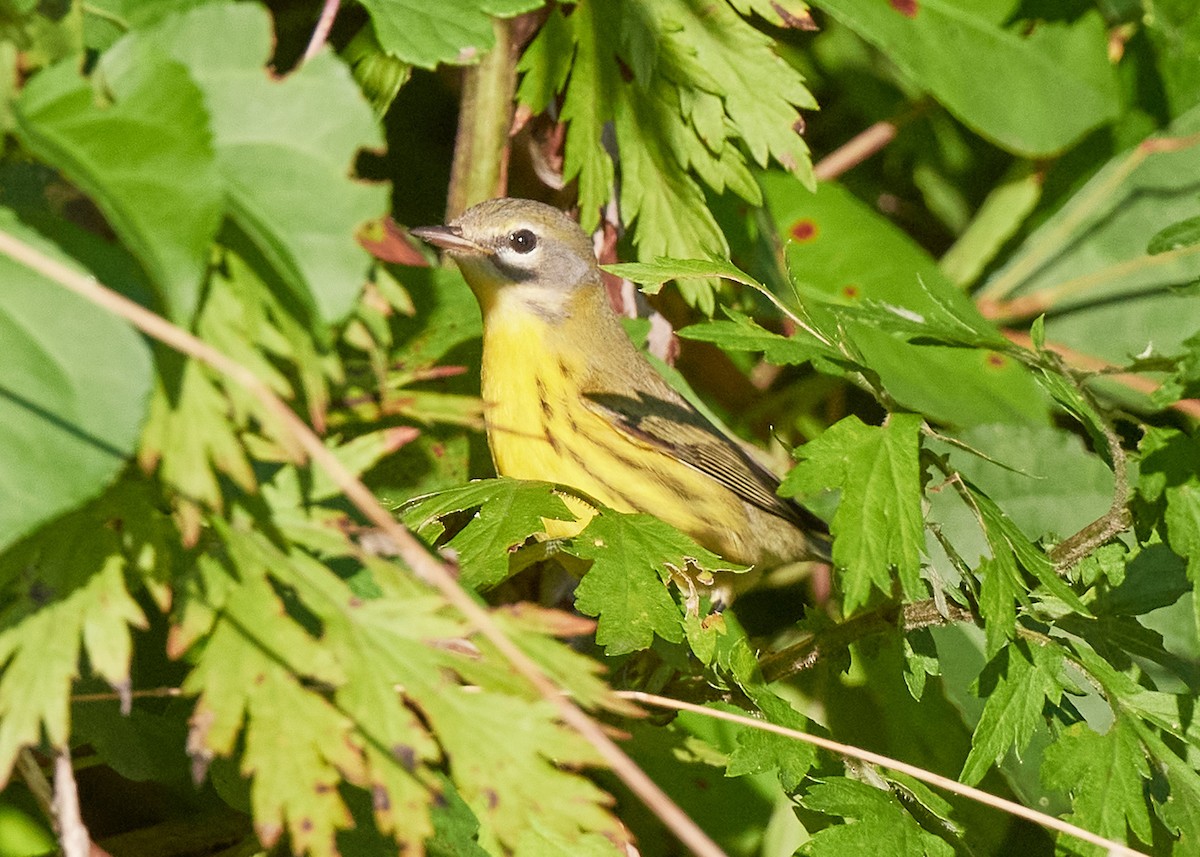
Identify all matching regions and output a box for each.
[517,0,814,308]
[960,640,1065,786]
[799,778,954,857]
[1042,718,1153,848]
[571,512,724,654]
[724,692,816,791]
[97,2,389,324]
[399,478,578,589]
[0,210,153,552]
[968,483,1090,614]
[781,414,926,611]
[0,489,147,786]
[901,628,940,700]
[14,58,222,320]
[679,310,836,366]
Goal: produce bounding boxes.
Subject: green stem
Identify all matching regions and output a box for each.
[446,18,519,220]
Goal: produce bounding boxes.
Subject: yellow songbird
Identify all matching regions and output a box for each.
[411,198,828,585]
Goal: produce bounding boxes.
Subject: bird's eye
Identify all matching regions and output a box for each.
[507,229,538,254]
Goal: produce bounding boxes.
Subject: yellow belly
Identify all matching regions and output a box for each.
[480,309,757,562]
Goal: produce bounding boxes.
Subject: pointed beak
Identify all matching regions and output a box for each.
[409,225,488,255]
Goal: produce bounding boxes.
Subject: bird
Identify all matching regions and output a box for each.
[410,198,829,592]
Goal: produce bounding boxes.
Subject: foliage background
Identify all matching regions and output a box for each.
[1,0,1199,855]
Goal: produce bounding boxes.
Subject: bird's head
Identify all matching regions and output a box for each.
[411,198,602,319]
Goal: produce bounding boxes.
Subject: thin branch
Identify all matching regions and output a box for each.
[53,750,92,857]
[759,600,976,682]
[813,120,898,182]
[1002,330,1200,420]
[0,229,728,857]
[301,0,341,63]
[73,687,183,703]
[619,691,1150,857]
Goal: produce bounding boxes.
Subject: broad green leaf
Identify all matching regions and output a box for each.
[14,59,222,320]
[1042,718,1153,848]
[961,640,1065,786]
[761,174,1050,426]
[809,1,1118,156]
[97,2,389,324]
[358,0,545,70]
[799,778,954,857]
[1144,0,1200,116]
[781,414,926,611]
[399,478,578,589]
[0,210,152,551]
[980,106,1200,407]
[940,424,1115,546]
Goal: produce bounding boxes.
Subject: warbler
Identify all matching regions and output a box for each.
[411,198,829,580]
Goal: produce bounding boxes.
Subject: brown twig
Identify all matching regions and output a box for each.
[759,600,976,682]
[301,0,341,63]
[813,120,898,182]
[0,229,728,857]
[617,691,1149,857]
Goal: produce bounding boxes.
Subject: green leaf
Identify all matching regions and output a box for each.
[0,210,153,552]
[1148,214,1200,255]
[14,59,223,320]
[1151,740,1200,850]
[1144,0,1200,116]
[516,0,815,308]
[781,414,926,611]
[359,0,544,70]
[981,106,1200,404]
[810,1,1118,156]
[724,692,816,791]
[399,478,578,589]
[0,485,148,785]
[799,778,954,857]
[572,512,731,654]
[679,310,834,366]
[960,640,1065,786]
[760,175,1050,426]
[1041,718,1153,848]
[97,2,389,324]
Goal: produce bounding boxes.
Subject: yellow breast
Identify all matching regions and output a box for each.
[479,300,758,562]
